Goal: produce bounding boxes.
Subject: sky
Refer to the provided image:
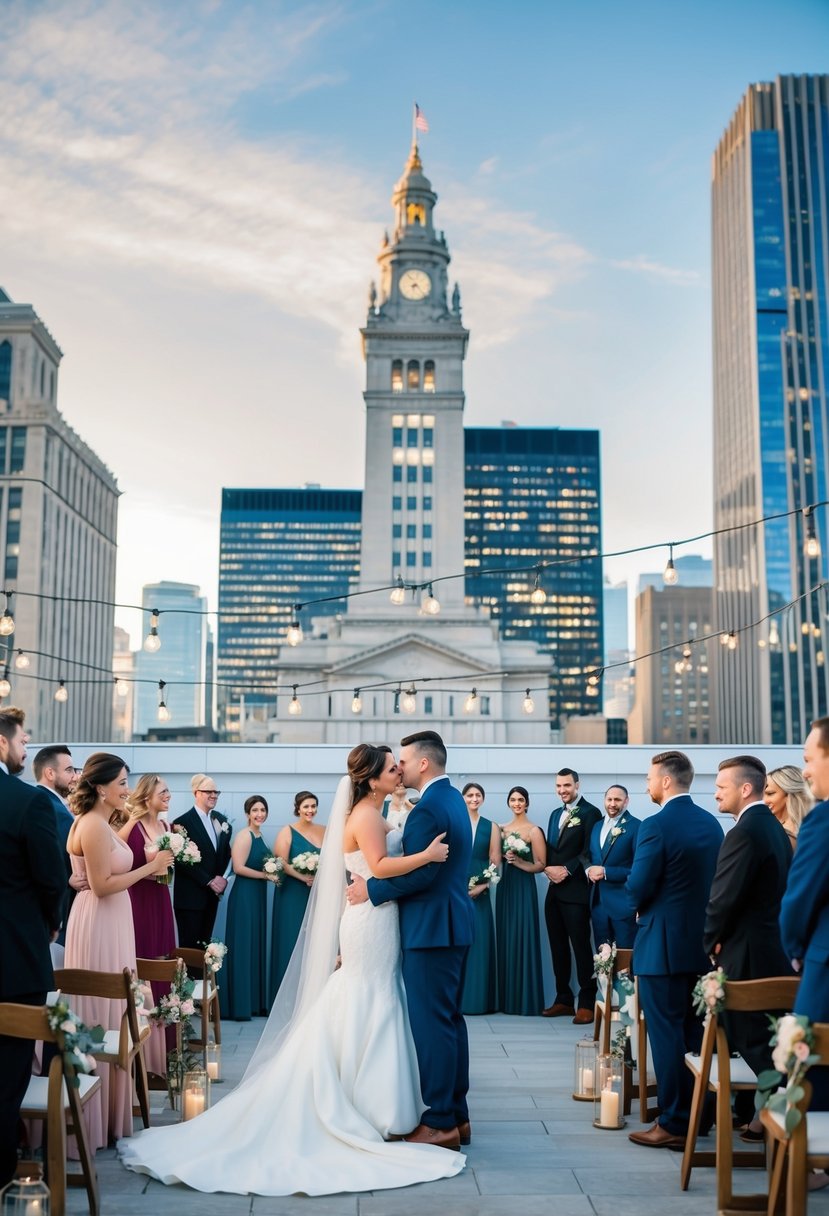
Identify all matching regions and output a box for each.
[2,0,828,646]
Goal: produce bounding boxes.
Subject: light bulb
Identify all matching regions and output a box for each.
[463,689,478,714]
[143,627,161,653]
[115,678,130,697]
[682,646,692,660]
[789,640,798,653]
[288,688,302,716]
[818,650,825,667]
[401,689,417,714]
[54,681,68,703]
[663,552,678,586]
[586,682,599,697]
[421,585,440,615]
[806,535,821,558]
[14,650,29,669]
[802,621,811,636]
[530,575,546,605]
[522,690,535,714]
[769,621,780,647]
[674,660,685,674]
[587,671,601,687]
[286,621,303,647]
[389,578,406,606]
[157,702,171,723]
[727,632,738,651]
[757,638,767,649]
[720,633,731,646]
[0,613,15,636]
[0,678,10,697]
[351,691,363,714]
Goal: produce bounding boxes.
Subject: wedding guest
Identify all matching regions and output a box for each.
[32,743,76,942]
[586,784,640,949]
[384,779,414,829]
[496,786,545,1016]
[269,790,325,1002]
[626,750,723,1150]
[704,755,792,1134]
[118,774,177,1076]
[173,774,232,949]
[221,795,273,1021]
[0,710,65,1188]
[764,764,813,847]
[461,782,500,1015]
[542,768,602,1023]
[65,753,172,1149]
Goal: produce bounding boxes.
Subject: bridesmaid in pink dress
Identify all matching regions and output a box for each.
[118,773,177,1076]
[65,754,172,1149]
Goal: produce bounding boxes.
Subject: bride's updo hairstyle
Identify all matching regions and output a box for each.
[347,743,392,809]
[70,751,128,817]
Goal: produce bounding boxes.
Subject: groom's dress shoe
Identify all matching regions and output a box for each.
[403,1124,461,1151]
[572,1008,594,1025]
[541,1003,575,1018]
[457,1121,471,1145]
[628,1122,686,1149]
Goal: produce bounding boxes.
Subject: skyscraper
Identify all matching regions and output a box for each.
[464,426,603,730]
[0,288,118,739]
[712,75,829,744]
[134,581,208,737]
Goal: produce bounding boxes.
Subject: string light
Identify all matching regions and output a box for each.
[156,680,170,723]
[13,650,29,670]
[769,620,780,647]
[54,680,68,703]
[389,577,406,606]
[522,689,535,714]
[288,686,302,716]
[143,610,161,653]
[463,688,478,714]
[0,613,14,637]
[727,632,738,651]
[663,545,678,586]
[401,687,417,714]
[351,689,363,714]
[421,584,440,615]
[115,677,130,697]
[529,572,546,605]
[0,669,10,698]
[286,609,303,647]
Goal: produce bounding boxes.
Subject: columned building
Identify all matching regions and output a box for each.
[713,75,829,743]
[0,288,118,740]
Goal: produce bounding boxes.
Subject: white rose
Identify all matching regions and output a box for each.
[167,832,185,855]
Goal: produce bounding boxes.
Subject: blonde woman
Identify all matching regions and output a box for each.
[764,765,814,847]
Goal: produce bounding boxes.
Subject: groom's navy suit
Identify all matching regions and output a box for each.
[367,775,474,1130]
[588,810,640,949]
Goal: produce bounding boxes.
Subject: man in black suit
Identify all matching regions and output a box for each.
[704,754,793,1126]
[542,767,602,1024]
[172,773,232,948]
[0,709,66,1187]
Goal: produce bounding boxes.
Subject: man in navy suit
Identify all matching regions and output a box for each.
[586,784,640,949]
[347,730,474,1151]
[626,750,723,1149]
[781,718,829,1023]
[33,744,76,942]
[172,773,232,948]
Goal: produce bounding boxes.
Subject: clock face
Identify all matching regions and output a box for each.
[399,269,432,300]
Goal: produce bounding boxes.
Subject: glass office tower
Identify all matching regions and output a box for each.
[713,75,829,744]
[464,426,603,730]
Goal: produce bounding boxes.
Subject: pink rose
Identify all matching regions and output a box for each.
[794,1040,810,1062]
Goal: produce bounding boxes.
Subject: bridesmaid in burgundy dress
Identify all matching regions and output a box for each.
[119,773,177,1076]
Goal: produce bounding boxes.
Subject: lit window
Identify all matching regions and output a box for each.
[423,415,434,427]
[391,361,403,393]
[423,361,435,393]
[407,362,420,391]
[407,414,421,428]
[392,414,404,426]
[392,448,405,465]
[421,449,434,465]
[407,201,426,226]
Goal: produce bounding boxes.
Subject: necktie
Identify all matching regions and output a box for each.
[556,808,571,844]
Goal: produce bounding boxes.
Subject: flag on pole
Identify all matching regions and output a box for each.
[414,104,429,133]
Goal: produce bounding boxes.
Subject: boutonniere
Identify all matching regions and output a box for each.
[566,816,581,828]
[610,825,624,838]
[213,818,231,835]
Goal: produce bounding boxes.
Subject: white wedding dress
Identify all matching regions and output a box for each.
[118,836,465,1195]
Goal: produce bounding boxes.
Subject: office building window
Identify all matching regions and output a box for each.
[407,466,417,483]
[407,496,417,510]
[407,524,417,538]
[407,361,420,391]
[9,428,25,474]
[393,465,402,482]
[0,342,10,405]
[406,551,416,567]
[422,466,433,483]
[423,361,435,393]
[391,361,403,393]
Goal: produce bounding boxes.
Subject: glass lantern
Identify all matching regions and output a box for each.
[206,1038,222,1083]
[182,1068,210,1122]
[1,1167,50,1215]
[573,1036,599,1102]
[593,1053,625,1129]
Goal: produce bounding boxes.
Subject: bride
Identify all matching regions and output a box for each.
[118,744,466,1195]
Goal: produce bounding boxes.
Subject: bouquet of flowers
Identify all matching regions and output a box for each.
[263,853,284,886]
[293,851,320,877]
[204,939,228,976]
[692,967,728,1018]
[501,832,531,858]
[153,827,201,884]
[755,1014,818,1132]
[130,976,155,1022]
[46,996,104,1087]
[593,940,617,978]
[149,964,196,1027]
[468,862,501,892]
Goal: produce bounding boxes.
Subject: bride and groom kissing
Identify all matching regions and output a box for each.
[120,729,475,1196]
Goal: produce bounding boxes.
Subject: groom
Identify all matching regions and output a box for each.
[347,730,474,1149]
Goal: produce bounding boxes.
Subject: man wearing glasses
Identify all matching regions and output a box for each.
[173,773,232,948]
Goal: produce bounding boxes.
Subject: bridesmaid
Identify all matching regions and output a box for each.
[118,774,177,1077]
[65,753,172,1148]
[764,764,813,848]
[496,785,545,1016]
[461,782,500,1015]
[221,795,273,1021]
[269,790,325,1003]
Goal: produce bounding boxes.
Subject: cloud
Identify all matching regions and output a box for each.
[611,254,701,287]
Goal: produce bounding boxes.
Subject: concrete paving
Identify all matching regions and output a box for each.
[65,1013,829,1215]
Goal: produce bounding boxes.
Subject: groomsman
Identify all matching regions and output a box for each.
[586,785,640,949]
[627,750,723,1149]
[542,767,602,1024]
[33,744,76,942]
[173,773,232,948]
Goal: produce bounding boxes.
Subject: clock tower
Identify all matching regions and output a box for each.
[357,142,468,611]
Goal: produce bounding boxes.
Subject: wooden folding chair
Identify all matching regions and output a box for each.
[54,966,152,1129]
[594,948,633,1049]
[169,946,222,1064]
[761,1021,829,1216]
[135,957,184,1091]
[1,1001,102,1216]
[680,975,800,1212]
[594,949,658,1121]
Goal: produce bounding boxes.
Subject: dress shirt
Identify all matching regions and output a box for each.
[734,800,766,825]
[599,815,621,847]
[418,773,449,800]
[196,807,217,847]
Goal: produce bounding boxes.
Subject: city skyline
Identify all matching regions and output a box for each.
[1,0,827,652]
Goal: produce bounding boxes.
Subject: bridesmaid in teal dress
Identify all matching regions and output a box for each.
[461,782,501,1014]
[269,790,325,1003]
[221,796,275,1021]
[496,785,546,1016]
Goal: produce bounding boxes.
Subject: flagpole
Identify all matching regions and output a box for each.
[411,101,417,151]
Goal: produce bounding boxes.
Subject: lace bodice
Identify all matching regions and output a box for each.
[344,829,404,881]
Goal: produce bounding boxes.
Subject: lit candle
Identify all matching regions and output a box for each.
[183,1090,205,1120]
[582,1067,594,1095]
[207,1061,219,1081]
[600,1087,620,1127]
